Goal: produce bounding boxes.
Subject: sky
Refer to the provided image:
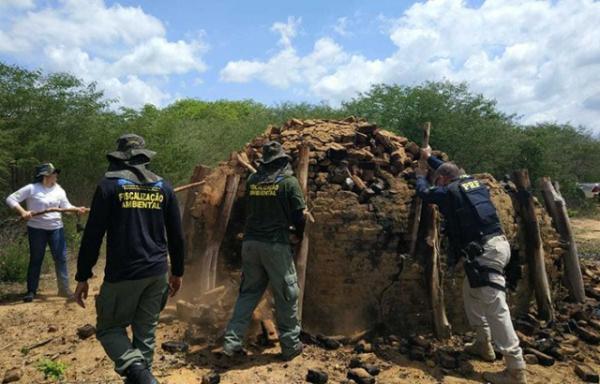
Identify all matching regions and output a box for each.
[1,0,599,131]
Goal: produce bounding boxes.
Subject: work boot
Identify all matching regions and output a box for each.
[124,361,159,384]
[482,368,527,384]
[220,346,247,358]
[280,343,303,361]
[464,339,495,362]
[23,292,35,303]
[57,289,75,301]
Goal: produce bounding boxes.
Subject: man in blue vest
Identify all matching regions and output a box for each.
[416,146,526,384]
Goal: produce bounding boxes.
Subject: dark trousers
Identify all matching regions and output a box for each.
[26,227,69,294]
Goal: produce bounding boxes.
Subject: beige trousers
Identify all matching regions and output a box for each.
[463,235,526,370]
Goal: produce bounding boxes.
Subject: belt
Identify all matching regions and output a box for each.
[481,232,505,244]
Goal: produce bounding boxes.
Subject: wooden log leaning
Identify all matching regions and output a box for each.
[181,165,211,261]
[208,168,241,289]
[513,169,554,321]
[423,205,452,340]
[295,143,311,320]
[409,122,431,257]
[540,178,585,303]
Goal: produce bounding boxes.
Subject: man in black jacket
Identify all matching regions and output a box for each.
[74,134,184,384]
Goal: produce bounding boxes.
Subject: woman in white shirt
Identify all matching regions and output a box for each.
[6,163,85,302]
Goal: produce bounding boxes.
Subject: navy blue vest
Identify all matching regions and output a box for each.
[446,175,503,250]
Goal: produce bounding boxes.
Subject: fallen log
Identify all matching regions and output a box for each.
[513,169,554,321]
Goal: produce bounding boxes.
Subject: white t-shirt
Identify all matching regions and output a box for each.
[5,183,73,230]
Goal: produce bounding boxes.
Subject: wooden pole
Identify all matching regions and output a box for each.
[208,170,241,289]
[174,180,206,193]
[181,165,211,261]
[295,143,311,320]
[29,207,89,218]
[540,178,585,302]
[409,122,431,257]
[513,170,554,321]
[235,152,257,174]
[424,205,452,339]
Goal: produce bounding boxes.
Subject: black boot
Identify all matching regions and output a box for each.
[124,361,159,384]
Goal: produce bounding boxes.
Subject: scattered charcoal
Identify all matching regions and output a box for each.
[347,368,374,384]
[585,287,600,301]
[349,358,362,369]
[202,372,221,384]
[161,341,189,353]
[436,350,459,370]
[408,335,431,350]
[588,319,600,332]
[574,364,599,383]
[571,320,600,344]
[300,331,319,345]
[409,346,426,361]
[359,363,380,376]
[184,326,207,345]
[353,340,373,354]
[524,348,555,366]
[2,368,22,383]
[317,335,341,350]
[76,324,96,339]
[524,354,539,365]
[306,369,328,384]
[349,357,381,376]
[515,319,536,336]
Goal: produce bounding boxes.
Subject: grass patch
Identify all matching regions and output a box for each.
[37,358,67,381]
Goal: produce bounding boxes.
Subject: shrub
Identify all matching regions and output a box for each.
[37,358,67,381]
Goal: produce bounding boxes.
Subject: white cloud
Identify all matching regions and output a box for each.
[333,17,351,37]
[271,16,301,48]
[221,1,600,131]
[0,0,35,9]
[0,0,207,108]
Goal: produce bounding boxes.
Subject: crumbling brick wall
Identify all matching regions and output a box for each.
[186,117,564,337]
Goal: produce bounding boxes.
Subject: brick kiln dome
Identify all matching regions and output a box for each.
[182,117,564,337]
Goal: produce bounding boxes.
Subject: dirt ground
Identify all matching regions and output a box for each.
[1,218,600,383]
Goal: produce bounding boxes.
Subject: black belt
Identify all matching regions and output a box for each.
[481,232,504,244]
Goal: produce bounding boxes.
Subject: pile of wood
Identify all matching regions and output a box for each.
[181,117,568,337]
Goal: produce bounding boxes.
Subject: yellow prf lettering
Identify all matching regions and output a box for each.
[460,180,481,191]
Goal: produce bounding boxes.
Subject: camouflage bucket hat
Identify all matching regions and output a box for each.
[258,141,291,164]
[107,134,156,161]
[34,163,61,178]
